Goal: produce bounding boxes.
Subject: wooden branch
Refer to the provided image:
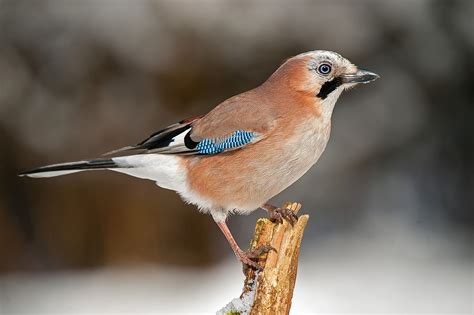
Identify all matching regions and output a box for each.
[219,202,309,315]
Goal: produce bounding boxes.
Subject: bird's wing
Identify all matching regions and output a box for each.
[105,91,277,156]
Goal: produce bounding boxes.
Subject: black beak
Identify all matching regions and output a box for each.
[341,69,379,84]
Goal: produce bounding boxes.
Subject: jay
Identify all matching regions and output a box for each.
[20,50,379,269]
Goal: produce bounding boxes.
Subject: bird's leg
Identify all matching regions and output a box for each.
[215,220,275,270]
[261,203,299,226]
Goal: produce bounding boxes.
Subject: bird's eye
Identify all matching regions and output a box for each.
[317,63,332,75]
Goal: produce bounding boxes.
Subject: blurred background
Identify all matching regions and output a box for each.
[0,0,472,313]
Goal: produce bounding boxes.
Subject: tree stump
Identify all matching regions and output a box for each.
[219,202,309,315]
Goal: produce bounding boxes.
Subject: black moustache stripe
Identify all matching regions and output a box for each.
[317,77,342,100]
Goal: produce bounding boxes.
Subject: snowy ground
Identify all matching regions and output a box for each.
[1,217,471,315]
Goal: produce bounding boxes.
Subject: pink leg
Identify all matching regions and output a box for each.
[215,220,273,270]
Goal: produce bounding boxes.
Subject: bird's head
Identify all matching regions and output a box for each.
[266,50,379,116]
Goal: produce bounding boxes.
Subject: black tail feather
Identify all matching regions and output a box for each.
[19,158,118,177]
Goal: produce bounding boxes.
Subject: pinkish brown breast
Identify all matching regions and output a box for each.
[182,113,331,214]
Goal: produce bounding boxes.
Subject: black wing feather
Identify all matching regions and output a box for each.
[138,124,192,150]
[103,119,198,156]
[103,115,259,156]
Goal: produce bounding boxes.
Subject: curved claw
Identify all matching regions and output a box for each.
[249,244,277,257]
[238,245,277,272]
[267,206,299,227]
[269,211,284,225]
[240,255,262,271]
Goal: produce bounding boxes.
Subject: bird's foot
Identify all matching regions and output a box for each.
[266,205,299,226]
[237,245,276,271]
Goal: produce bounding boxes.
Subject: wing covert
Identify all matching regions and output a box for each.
[105,118,262,156]
[105,90,276,156]
[189,130,257,155]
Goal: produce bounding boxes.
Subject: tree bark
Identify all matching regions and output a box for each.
[219,202,309,315]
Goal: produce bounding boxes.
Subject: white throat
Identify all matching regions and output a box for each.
[320,87,344,123]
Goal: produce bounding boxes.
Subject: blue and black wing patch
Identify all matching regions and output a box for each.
[104,116,258,156]
[188,130,256,155]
